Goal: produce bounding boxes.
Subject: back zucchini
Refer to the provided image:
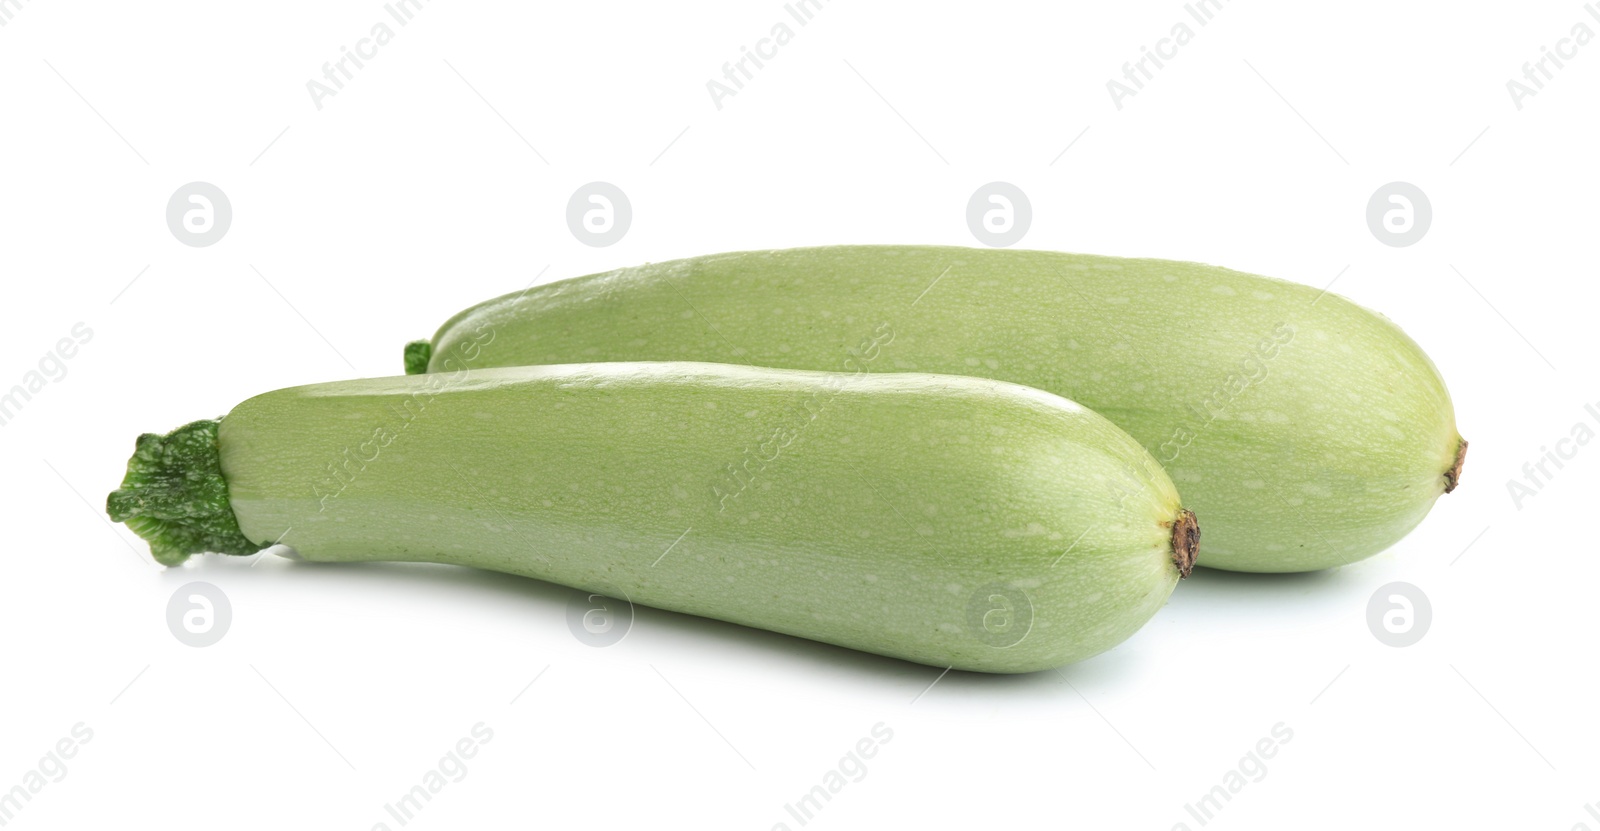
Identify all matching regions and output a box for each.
[407,246,1465,572]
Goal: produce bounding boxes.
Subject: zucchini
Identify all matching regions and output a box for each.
[407,246,1464,572]
[106,362,1197,674]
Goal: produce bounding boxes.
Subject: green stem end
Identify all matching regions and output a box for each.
[105,419,258,566]
[403,339,433,375]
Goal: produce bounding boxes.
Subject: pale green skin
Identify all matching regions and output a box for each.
[219,363,1187,673]
[419,246,1462,572]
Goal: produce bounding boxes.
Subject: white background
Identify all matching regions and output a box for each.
[2,1,1596,828]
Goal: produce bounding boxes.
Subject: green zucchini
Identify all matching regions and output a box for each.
[106,362,1197,674]
[407,246,1464,572]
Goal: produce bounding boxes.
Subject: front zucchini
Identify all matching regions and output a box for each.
[107,363,1197,674]
[408,246,1465,572]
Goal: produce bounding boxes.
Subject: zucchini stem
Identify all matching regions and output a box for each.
[104,419,258,566]
[1171,509,1199,578]
[403,340,432,375]
[1444,438,1468,494]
